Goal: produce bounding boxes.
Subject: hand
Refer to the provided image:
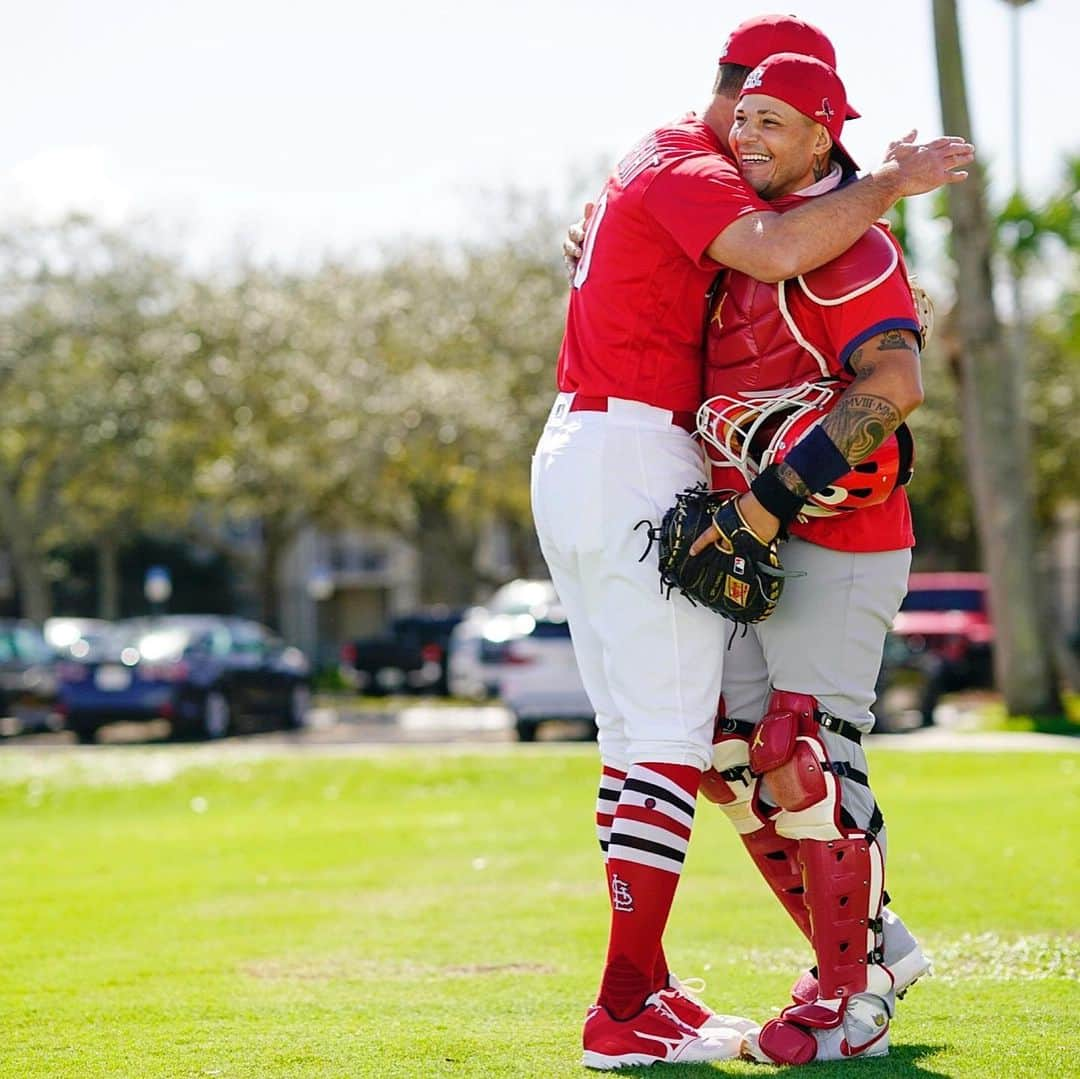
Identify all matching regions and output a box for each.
[875,132,975,197]
[688,492,779,556]
[562,200,593,285]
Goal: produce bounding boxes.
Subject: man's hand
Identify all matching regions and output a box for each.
[562,201,593,285]
[873,131,975,197]
[688,491,779,556]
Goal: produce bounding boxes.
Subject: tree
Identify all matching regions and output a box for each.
[0,217,191,621]
[931,0,1061,715]
[371,219,568,601]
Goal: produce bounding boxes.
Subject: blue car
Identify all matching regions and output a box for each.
[58,615,311,743]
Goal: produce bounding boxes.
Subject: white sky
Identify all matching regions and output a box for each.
[2,0,1076,266]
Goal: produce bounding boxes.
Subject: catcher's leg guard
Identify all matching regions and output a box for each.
[754,835,894,1063]
[748,691,894,1064]
[702,700,812,941]
[743,816,811,941]
[747,691,846,843]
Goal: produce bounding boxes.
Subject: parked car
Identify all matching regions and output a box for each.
[873,572,994,729]
[57,615,312,743]
[446,579,560,701]
[339,606,465,696]
[872,632,946,732]
[496,608,595,742]
[44,617,113,660]
[0,619,62,734]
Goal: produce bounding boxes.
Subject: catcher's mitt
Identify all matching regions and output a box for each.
[641,484,789,624]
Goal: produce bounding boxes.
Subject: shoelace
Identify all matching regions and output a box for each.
[669,975,710,1007]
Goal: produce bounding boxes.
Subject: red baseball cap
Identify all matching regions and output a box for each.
[718,14,860,120]
[739,52,859,174]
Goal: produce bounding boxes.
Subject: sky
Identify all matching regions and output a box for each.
[2,0,1077,267]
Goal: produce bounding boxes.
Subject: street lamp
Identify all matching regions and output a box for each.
[1002,0,1036,196]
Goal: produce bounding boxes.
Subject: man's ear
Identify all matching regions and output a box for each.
[814,124,834,157]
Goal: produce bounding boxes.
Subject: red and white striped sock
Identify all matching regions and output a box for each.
[595,764,671,993]
[598,762,700,1019]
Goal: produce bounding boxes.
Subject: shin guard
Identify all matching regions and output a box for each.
[794,835,886,1001]
[741,819,811,941]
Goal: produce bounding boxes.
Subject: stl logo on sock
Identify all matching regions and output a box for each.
[611,873,635,912]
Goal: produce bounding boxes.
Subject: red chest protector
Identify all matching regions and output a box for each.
[703,223,904,402]
[705,275,830,400]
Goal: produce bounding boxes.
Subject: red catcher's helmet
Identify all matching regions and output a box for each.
[696,381,914,519]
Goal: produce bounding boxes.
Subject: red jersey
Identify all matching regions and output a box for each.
[704,192,922,553]
[557,115,769,413]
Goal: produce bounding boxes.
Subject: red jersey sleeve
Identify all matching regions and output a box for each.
[797,227,921,374]
[641,155,769,269]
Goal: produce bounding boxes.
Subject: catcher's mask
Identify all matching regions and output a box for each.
[696,380,914,518]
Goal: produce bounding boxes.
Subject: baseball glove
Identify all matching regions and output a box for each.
[641,484,789,624]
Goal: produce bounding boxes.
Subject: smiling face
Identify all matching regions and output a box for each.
[731,93,833,199]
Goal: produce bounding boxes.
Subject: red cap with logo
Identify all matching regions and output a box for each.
[718,14,860,120]
[739,52,859,174]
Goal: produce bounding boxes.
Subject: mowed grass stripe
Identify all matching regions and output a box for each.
[1,748,1077,1077]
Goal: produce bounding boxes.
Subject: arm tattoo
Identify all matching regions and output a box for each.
[877,329,917,353]
[822,393,902,463]
[847,345,876,378]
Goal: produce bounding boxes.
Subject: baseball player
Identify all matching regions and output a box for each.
[531,14,972,1071]
[688,53,933,1064]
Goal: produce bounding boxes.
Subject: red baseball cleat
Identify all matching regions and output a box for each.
[583,993,747,1069]
[656,975,760,1036]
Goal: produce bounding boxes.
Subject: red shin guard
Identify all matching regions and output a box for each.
[795,835,884,1000]
[741,819,812,940]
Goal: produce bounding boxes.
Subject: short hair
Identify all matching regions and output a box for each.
[713,62,753,97]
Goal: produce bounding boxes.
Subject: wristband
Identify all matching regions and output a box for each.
[783,425,851,494]
[750,465,806,526]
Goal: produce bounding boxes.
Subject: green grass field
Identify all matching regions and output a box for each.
[2,743,1077,1078]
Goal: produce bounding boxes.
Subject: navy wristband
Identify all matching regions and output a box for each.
[750,465,805,526]
[783,425,851,494]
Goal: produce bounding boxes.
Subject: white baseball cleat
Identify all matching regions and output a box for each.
[749,992,892,1065]
[582,993,750,1070]
[790,909,932,1004]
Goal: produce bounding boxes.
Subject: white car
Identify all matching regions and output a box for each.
[447,579,559,700]
[446,579,595,740]
[496,610,595,742]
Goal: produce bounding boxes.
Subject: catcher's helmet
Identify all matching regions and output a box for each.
[696,381,914,518]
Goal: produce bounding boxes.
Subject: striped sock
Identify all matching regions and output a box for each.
[598,762,700,1019]
[596,764,670,992]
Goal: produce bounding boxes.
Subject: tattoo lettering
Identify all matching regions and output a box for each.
[821,393,902,464]
[812,157,829,182]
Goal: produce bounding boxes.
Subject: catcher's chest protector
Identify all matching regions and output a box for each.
[705,275,826,397]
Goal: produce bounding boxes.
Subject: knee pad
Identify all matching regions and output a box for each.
[700,699,767,836]
[748,691,843,842]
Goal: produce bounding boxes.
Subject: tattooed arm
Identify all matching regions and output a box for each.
[694,329,924,550]
[774,329,923,500]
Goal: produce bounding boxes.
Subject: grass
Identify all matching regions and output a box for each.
[1,743,1077,1078]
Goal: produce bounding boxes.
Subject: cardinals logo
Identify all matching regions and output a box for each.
[743,65,765,91]
[815,98,835,122]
